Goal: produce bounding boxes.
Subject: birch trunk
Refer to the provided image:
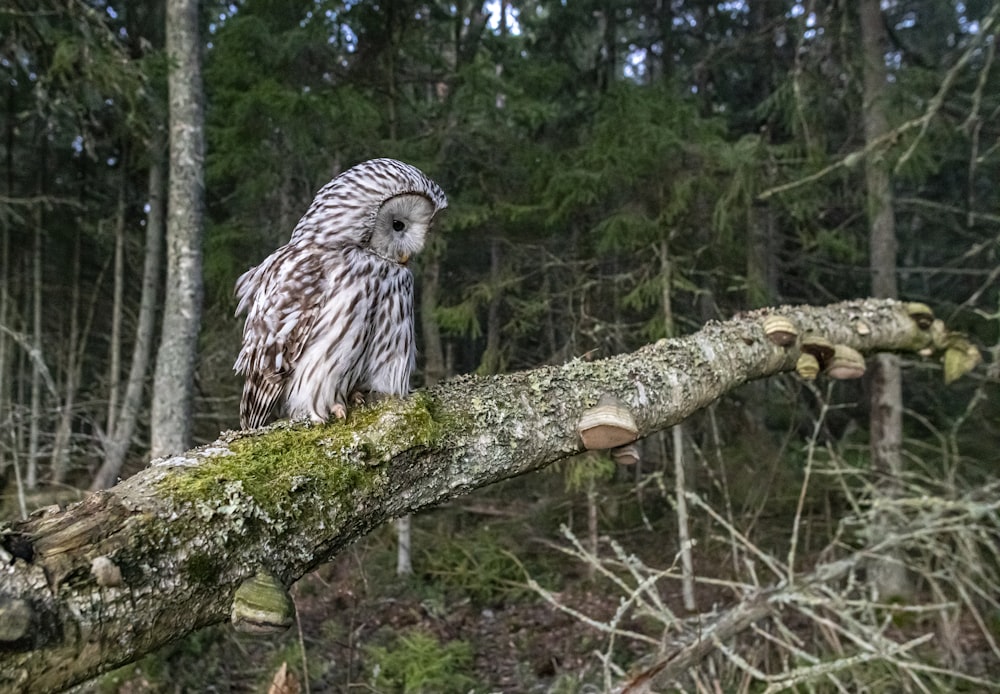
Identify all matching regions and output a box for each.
[658,238,695,610]
[105,178,126,441]
[150,0,205,458]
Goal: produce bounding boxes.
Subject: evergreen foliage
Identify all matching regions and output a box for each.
[1,0,999,688]
[366,629,479,693]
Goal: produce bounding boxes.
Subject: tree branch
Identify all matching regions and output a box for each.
[0,299,945,692]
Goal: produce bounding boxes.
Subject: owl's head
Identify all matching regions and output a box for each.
[369,192,441,265]
[293,158,447,265]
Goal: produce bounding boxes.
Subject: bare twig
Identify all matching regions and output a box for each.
[531,469,1000,692]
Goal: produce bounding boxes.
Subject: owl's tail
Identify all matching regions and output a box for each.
[240,374,282,430]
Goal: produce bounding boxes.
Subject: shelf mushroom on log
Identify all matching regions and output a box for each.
[230,571,295,635]
[577,393,640,464]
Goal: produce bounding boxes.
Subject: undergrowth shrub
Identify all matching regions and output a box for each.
[420,527,530,605]
[365,628,479,693]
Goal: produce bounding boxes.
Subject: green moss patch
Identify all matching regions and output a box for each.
[158,395,444,520]
[161,424,364,513]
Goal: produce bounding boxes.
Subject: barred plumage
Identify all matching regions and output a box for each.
[234,158,448,429]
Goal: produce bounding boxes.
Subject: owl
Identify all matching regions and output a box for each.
[234,158,448,429]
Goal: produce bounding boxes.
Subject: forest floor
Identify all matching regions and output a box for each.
[92,476,693,693]
[87,471,1000,693]
[98,563,638,693]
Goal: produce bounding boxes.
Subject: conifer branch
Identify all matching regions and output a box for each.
[758,4,1000,203]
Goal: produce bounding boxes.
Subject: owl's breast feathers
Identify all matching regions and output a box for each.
[234,243,412,429]
[235,158,445,429]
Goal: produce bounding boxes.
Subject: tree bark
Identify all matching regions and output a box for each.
[49,232,81,484]
[105,172,127,442]
[860,0,901,467]
[672,424,695,611]
[746,202,777,307]
[0,89,10,480]
[658,239,694,609]
[27,219,43,489]
[151,0,205,458]
[0,300,946,693]
[860,0,909,599]
[0,219,8,478]
[419,237,447,387]
[481,238,503,374]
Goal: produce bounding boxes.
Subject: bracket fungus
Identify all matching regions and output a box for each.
[825,344,866,380]
[800,334,835,368]
[795,353,821,380]
[906,302,935,330]
[231,571,295,635]
[762,315,799,347]
[795,335,866,380]
[577,394,639,451]
[610,443,641,466]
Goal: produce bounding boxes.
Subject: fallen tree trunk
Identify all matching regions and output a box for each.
[0,299,953,692]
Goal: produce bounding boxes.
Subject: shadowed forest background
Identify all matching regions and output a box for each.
[3,0,1000,691]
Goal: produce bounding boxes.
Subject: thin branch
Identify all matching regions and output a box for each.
[0,323,58,397]
[758,6,1000,202]
[895,7,1000,170]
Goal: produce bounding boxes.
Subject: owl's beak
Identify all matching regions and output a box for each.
[399,253,410,266]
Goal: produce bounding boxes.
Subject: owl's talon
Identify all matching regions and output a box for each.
[331,404,347,420]
[349,390,367,407]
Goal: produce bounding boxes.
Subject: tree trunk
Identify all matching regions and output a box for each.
[49,232,81,484]
[860,0,910,600]
[419,237,447,387]
[93,132,167,490]
[596,1,617,91]
[1,84,13,480]
[151,0,205,458]
[747,202,778,307]
[672,424,696,611]
[0,299,948,693]
[586,471,599,579]
[27,219,43,490]
[395,514,412,576]
[480,238,503,374]
[658,239,673,338]
[105,172,127,442]
[659,238,695,609]
[0,223,8,478]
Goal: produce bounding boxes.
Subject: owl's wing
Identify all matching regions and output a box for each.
[234,245,327,429]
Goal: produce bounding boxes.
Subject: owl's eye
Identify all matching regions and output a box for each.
[392,219,406,232]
